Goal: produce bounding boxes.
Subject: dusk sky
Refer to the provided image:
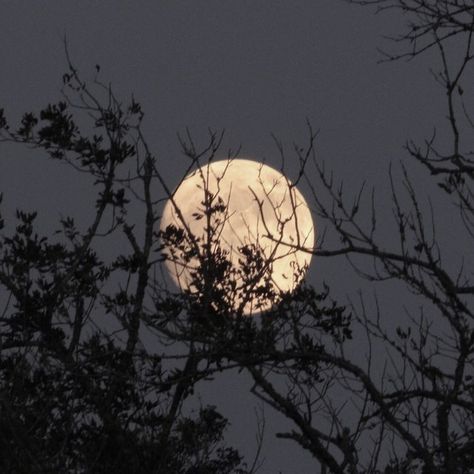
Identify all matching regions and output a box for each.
[0,2,456,472]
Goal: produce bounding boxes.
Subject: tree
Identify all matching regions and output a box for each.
[1,2,474,472]
[0,57,249,474]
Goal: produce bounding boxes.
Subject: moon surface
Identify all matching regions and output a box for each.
[159,159,315,315]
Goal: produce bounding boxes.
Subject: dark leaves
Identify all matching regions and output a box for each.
[18,112,38,138]
[37,102,77,151]
[0,108,8,129]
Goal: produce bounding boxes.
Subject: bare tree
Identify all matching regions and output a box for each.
[156,2,474,472]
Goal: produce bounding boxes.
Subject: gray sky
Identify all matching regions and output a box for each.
[0,1,450,472]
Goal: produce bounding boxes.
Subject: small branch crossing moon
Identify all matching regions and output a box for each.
[160,159,315,315]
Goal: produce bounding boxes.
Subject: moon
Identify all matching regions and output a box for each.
[159,159,315,315]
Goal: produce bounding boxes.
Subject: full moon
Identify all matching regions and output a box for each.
[159,159,315,315]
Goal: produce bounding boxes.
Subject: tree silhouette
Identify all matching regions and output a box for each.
[1,2,474,472]
[0,54,249,474]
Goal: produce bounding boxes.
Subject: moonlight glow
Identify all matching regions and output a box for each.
[160,159,315,314]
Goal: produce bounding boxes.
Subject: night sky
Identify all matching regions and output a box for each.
[0,2,454,472]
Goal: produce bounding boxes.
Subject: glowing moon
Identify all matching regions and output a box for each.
[160,159,315,315]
